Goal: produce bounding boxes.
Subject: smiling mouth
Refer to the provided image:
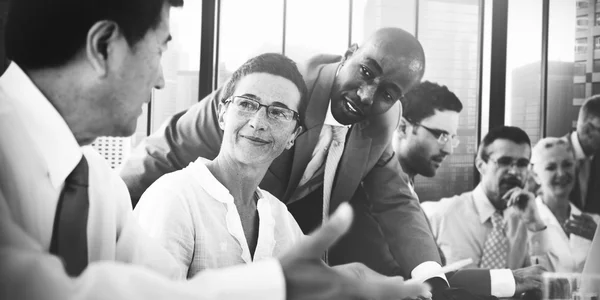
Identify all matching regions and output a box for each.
[241,135,270,144]
[343,96,364,116]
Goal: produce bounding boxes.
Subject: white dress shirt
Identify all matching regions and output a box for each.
[535,197,600,273]
[0,63,285,300]
[422,185,551,298]
[134,158,305,279]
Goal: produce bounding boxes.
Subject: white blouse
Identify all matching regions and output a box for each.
[535,197,600,273]
[134,158,305,279]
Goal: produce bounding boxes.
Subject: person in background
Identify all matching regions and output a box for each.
[392,81,462,191]
[566,95,600,215]
[421,126,549,299]
[0,0,429,299]
[121,26,452,295]
[528,137,599,272]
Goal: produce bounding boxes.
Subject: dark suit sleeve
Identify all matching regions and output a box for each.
[447,269,493,297]
[120,88,225,206]
[360,145,442,275]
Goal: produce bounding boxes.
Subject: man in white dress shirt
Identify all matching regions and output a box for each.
[421,126,551,299]
[0,0,429,299]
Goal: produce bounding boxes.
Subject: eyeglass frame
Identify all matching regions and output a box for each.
[485,156,530,170]
[405,118,460,148]
[223,95,300,123]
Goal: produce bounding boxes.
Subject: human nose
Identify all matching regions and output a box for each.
[442,140,453,155]
[155,64,165,89]
[248,106,269,130]
[357,84,376,106]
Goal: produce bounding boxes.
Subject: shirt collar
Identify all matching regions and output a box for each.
[0,63,82,189]
[472,184,498,224]
[190,158,265,203]
[571,131,589,160]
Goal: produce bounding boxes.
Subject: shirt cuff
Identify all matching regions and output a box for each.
[411,261,448,284]
[203,258,285,300]
[490,268,516,298]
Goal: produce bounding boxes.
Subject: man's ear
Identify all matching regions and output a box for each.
[397,117,410,137]
[286,125,303,149]
[475,156,486,175]
[86,20,122,76]
[342,43,359,62]
[218,102,227,130]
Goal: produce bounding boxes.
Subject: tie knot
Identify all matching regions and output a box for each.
[66,157,89,187]
[490,211,505,229]
[330,125,348,143]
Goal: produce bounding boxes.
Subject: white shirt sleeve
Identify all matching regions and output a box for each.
[411,261,448,284]
[489,269,516,298]
[0,192,285,300]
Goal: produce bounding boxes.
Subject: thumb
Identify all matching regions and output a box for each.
[298,202,354,259]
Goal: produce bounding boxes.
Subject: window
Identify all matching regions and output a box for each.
[506,0,543,144]
[285,0,349,64]
[413,0,482,202]
[574,61,587,75]
[596,13,600,26]
[594,59,600,72]
[577,15,589,30]
[595,36,600,49]
[576,38,588,53]
[574,83,586,98]
[147,2,203,140]
[216,0,284,87]
[593,83,600,95]
[577,0,589,9]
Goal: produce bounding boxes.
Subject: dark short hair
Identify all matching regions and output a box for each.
[477,126,531,160]
[581,95,600,121]
[5,0,183,70]
[221,53,308,128]
[401,81,463,123]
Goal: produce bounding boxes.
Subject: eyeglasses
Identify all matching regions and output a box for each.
[225,96,300,123]
[487,156,530,169]
[409,121,460,148]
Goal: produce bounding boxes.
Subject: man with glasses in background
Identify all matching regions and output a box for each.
[392,81,462,194]
[421,126,550,299]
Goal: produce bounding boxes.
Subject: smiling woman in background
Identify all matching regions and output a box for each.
[529,137,599,273]
[133,53,307,279]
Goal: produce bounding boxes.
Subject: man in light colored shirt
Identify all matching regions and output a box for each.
[0,0,430,299]
[421,126,550,299]
[567,95,600,215]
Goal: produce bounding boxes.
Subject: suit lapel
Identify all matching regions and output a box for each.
[283,62,340,203]
[329,125,372,213]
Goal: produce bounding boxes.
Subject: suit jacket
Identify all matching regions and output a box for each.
[564,133,600,214]
[120,55,441,277]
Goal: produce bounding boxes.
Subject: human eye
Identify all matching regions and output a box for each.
[497,157,513,167]
[545,163,557,171]
[236,98,257,111]
[359,65,373,78]
[268,107,291,120]
[516,159,530,168]
[383,91,394,102]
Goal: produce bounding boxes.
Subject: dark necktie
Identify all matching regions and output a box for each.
[50,156,89,276]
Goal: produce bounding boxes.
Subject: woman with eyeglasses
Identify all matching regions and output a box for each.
[132,53,307,279]
[529,137,599,273]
